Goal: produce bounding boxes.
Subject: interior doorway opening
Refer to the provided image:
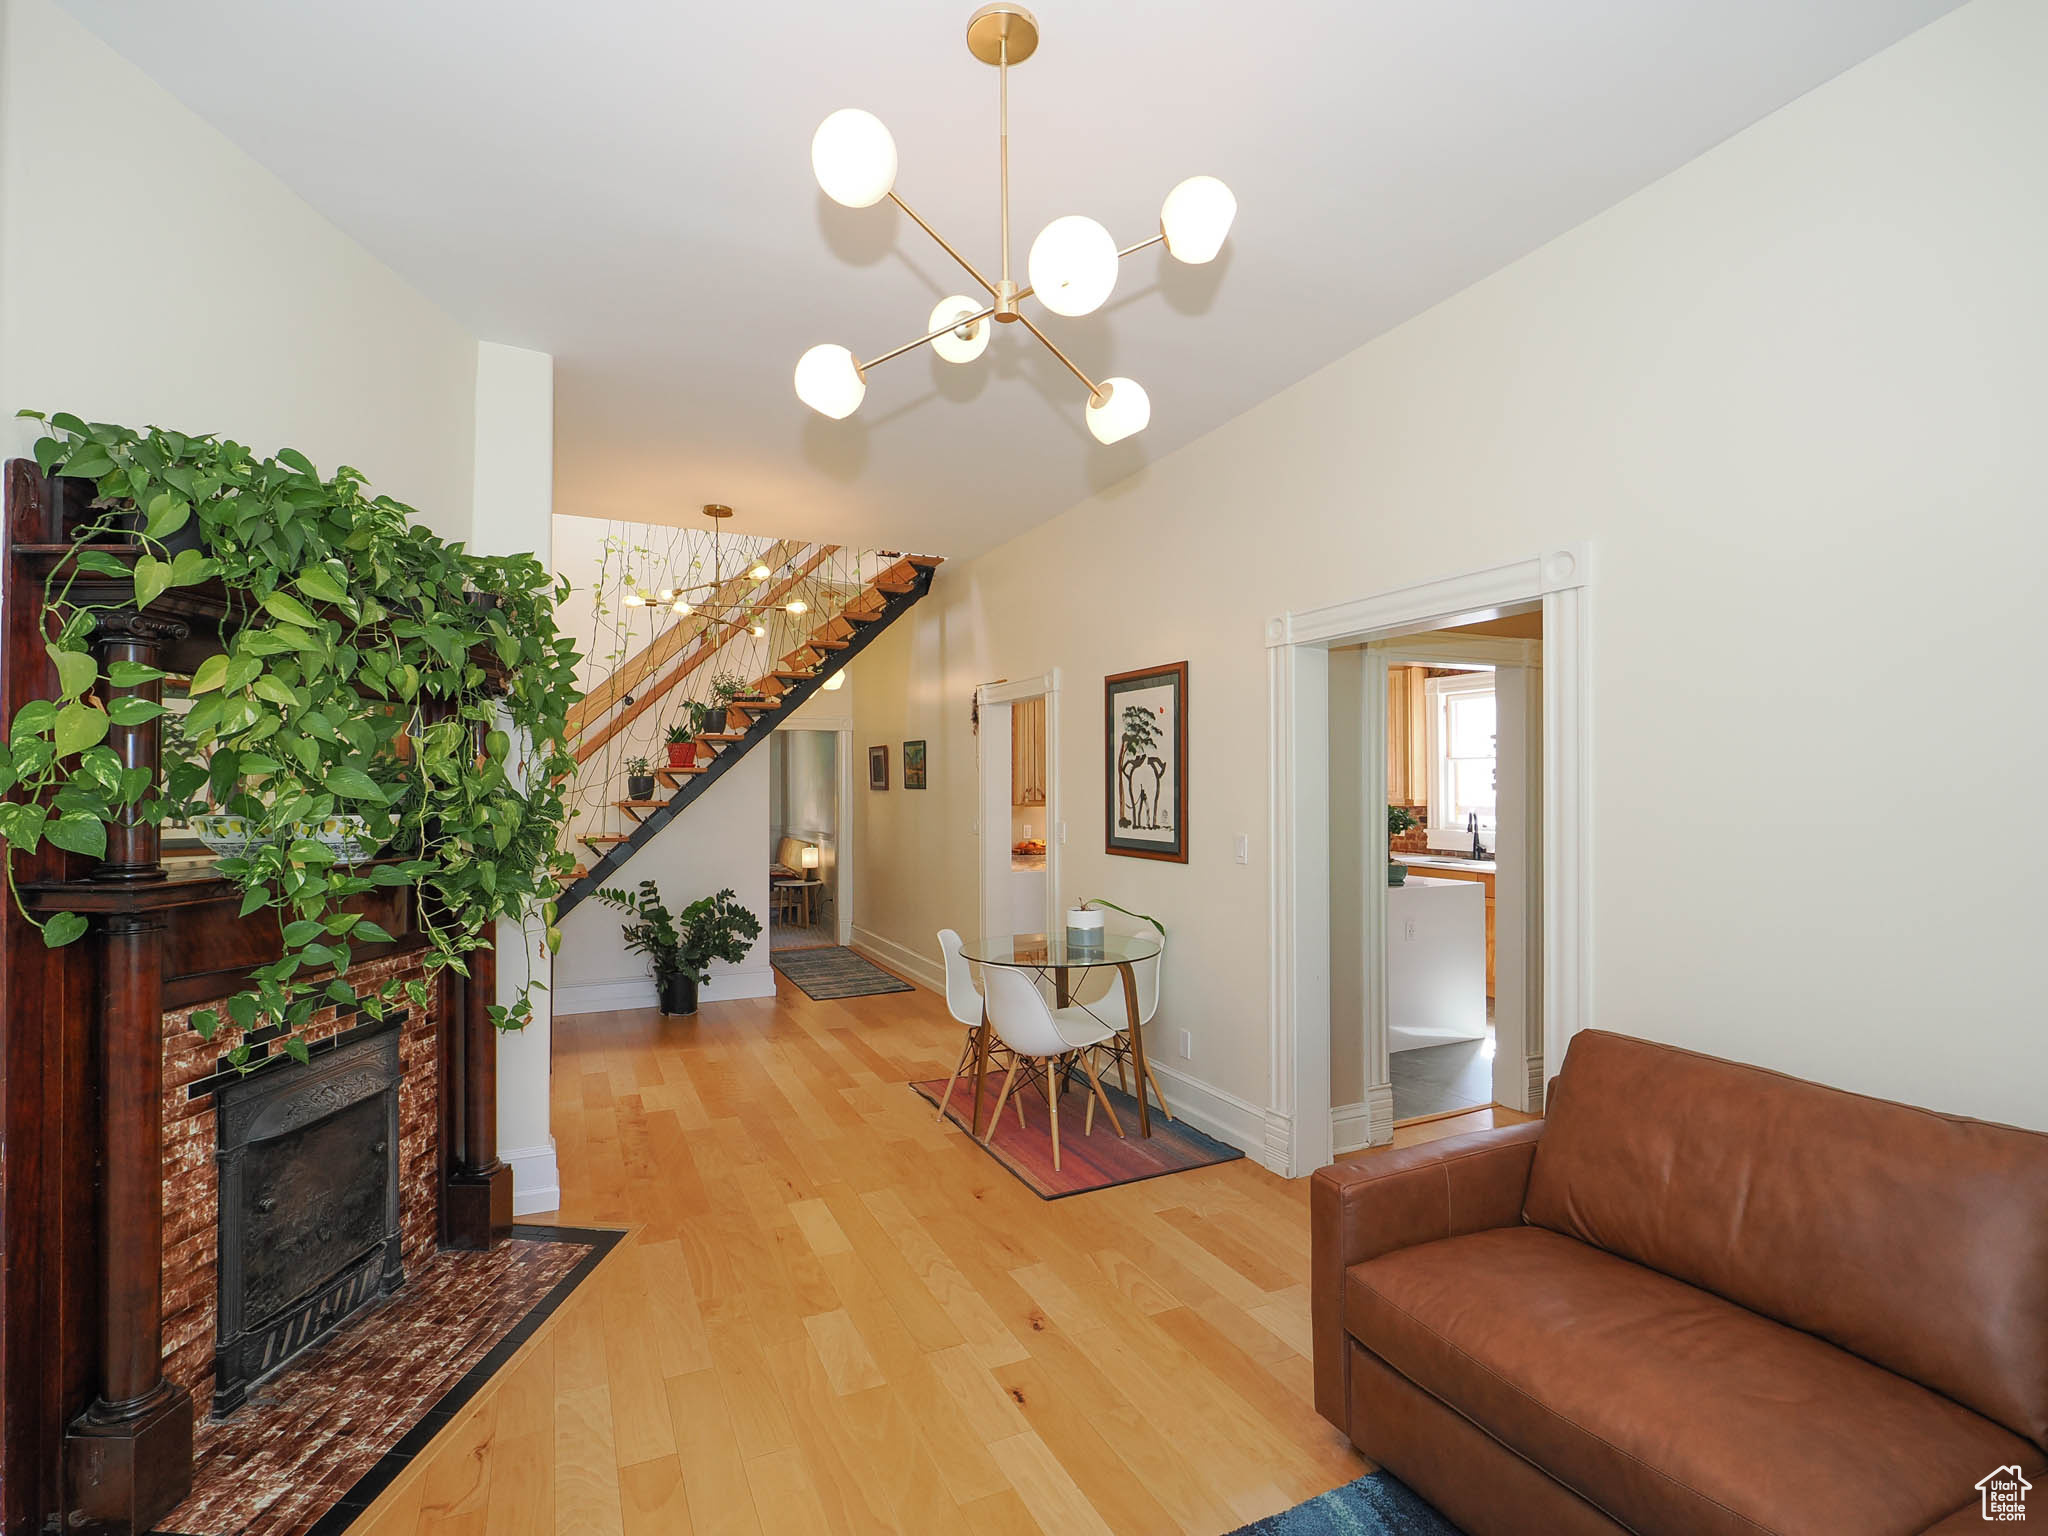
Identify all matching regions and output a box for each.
[769,727,851,950]
[1330,604,1546,1148]
[977,674,1061,941]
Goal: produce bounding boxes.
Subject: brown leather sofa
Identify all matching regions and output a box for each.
[1311,1029,2048,1536]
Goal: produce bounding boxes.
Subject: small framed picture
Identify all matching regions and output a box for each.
[868,744,890,790]
[1106,661,1188,862]
[903,740,927,789]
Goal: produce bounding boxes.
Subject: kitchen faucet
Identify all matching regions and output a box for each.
[1469,812,1488,861]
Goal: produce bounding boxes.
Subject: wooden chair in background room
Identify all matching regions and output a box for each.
[980,965,1123,1173]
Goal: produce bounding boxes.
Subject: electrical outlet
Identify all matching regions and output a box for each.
[1178,1030,1193,1059]
[1234,834,1248,864]
[1403,918,1418,942]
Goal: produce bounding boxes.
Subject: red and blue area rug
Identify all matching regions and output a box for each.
[1229,1473,1464,1534]
[912,1071,1242,1197]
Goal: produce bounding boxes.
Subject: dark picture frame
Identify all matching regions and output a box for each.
[1105,661,1188,862]
[868,744,889,790]
[903,740,927,789]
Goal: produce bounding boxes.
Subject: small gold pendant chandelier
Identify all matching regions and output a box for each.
[796,5,1236,444]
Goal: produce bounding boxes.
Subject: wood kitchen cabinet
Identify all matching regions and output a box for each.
[1387,666,1427,806]
[1410,863,1495,998]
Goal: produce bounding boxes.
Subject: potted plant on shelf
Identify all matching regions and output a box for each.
[665,720,698,770]
[1388,805,1418,886]
[705,674,748,734]
[595,880,762,1016]
[624,755,655,801]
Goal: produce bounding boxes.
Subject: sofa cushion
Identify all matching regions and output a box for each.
[1524,1030,2048,1451]
[1346,1227,2042,1536]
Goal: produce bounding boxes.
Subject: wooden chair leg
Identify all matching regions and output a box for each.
[1047,1063,1062,1173]
[1144,1060,1175,1122]
[985,1060,1020,1147]
[935,1029,976,1124]
[1080,1051,1124,1138]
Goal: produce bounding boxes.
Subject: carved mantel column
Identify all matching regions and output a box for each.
[64,611,194,1531]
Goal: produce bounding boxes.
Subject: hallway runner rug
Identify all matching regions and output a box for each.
[912,1072,1243,1198]
[774,945,915,999]
[1227,1473,1464,1534]
[152,1224,625,1536]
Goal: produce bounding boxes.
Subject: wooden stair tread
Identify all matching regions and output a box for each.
[581,834,631,846]
[613,799,667,809]
[728,696,780,710]
[699,733,745,744]
[805,638,849,650]
[771,669,816,680]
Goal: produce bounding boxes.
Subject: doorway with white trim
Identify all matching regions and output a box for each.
[976,673,1062,941]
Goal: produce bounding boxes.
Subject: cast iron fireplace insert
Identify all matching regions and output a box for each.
[211,1024,405,1416]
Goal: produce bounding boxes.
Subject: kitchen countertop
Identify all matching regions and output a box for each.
[1399,852,1497,874]
[1012,853,1047,872]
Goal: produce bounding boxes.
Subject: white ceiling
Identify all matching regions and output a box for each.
[61,0,1960,558]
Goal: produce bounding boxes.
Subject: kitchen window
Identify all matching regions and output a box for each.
[1426,670,1496,838]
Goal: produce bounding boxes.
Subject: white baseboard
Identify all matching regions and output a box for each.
[554,965,776,1017]
[1143,1061,1287,1175]
[501,1138,560,1216]
[849,927,943,993]
[1331,1084,1396,1155]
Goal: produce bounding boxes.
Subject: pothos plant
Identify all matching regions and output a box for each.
[1,412,584,1068]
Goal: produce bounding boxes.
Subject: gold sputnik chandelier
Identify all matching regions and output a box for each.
[620,504,803,638]
[796,4,1237,444]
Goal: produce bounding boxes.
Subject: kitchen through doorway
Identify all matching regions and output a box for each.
[1330,604,1545,1142]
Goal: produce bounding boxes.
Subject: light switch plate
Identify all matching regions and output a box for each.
[1057,821,1067,845]
[1234,834,1249,864]
[1178,1030,1192,1059]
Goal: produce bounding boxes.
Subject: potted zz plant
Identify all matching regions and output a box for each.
[595,880,762,1016]
[1388,805,1419,886]
[624,755,655,801]
[665,719,699,770]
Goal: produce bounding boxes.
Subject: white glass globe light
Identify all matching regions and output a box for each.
[751,623,767,638]
[1085,377,1151,444]
[786,599,808,615]
[794,344,866,419]
[1159,176,1237,263]
[1027,216,1118,317]
[927,296,989,364]
[749,562,771,580]
[811,109,897,208]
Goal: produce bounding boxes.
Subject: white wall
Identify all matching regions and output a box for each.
[850,0,2048,1140]
[0,0,477,541]
[469,343,559,1215]
[554,748,774,1014]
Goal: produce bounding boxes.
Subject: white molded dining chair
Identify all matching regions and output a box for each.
[981,965,1123,1172]
[1052,926,1174,1122]
[934,929,984,1124]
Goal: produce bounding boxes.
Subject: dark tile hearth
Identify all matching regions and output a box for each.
[154,1224,623,1536]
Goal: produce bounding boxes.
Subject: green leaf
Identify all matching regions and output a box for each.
[106,660,167,687]
[59,448,114,481]
[54,702,108,757]
[252,675,300,709]
[105,696,164,726]
[325,765,387,803]
[192,1009,221,1040]
[187,653,230,695]
[261,591,320,628]
[48,646,96,701]
[238,886,269,918]
[10,699,56,743]
[284,1037,312,1066]
[143,493,190,541]
[133,554,169,610]
[282,919,324,946]
[45,814,107,858]
[353,919,395,944]
[169,548,216,587]
[70,548,130,577]
[41,911,88,948]
[296,565,350,608]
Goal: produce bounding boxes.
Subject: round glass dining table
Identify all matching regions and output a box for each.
[956,931,1165,1137]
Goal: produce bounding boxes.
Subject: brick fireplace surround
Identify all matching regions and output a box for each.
[159,951,442,1432]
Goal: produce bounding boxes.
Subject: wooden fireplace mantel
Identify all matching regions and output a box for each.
[0,461,512,1535]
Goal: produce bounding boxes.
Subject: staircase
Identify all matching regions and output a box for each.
[555,553,941,917]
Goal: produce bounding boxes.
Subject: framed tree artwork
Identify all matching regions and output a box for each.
[868,744,889,789]
[1105,661,1187,861]
[903,740,927,788]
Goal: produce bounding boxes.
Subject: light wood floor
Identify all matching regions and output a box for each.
[348,975,1376,1535]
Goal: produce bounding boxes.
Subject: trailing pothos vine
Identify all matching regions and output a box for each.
[1,412,583,1067]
